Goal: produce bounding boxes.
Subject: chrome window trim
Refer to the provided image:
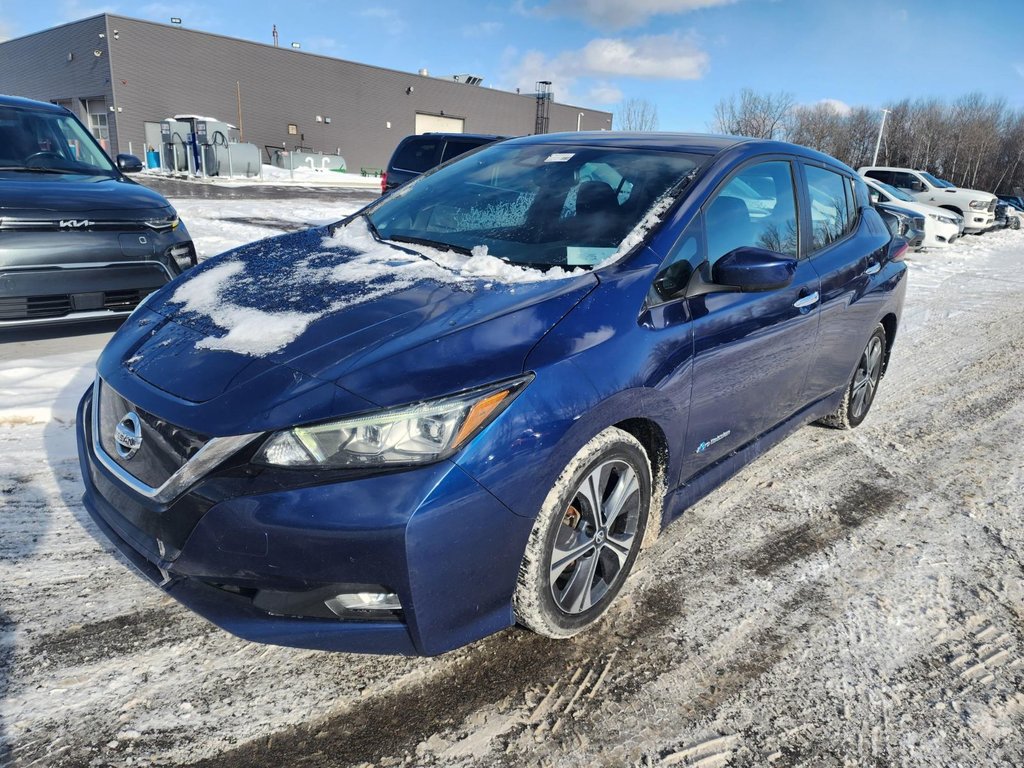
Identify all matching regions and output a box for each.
[90,377,261,504]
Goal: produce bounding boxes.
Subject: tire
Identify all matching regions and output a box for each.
[513,427,652,639]
[818,325,887,430]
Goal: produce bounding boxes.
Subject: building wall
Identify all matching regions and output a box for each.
[0,16,116,143]
[97,15,611,170]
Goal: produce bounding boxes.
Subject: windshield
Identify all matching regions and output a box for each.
[0,105,117,175]
[920,171,953,189]
[367,142,706,268]
[872,179,915,202]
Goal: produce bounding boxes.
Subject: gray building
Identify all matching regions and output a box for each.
[0,14,613,170]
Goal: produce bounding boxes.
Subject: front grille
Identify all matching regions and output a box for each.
[0,289,151,321]
[0,294,73,320]
[97,380,210,490]
[989,200,997,213]
[104,288,152,312]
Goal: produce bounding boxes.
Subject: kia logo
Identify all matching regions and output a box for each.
[114,411,143,460]
[60,219,93,228]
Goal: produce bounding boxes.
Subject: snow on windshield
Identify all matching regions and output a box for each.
[167,218,586,357]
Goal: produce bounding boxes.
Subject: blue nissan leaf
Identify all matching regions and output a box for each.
[76,133,907,656]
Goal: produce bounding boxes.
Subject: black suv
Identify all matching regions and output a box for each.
[0,94,196,328]
[381,132,506,194]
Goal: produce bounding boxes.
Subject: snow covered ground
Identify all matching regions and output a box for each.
[0,207,1022,766]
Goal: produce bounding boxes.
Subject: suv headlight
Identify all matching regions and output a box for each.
[255,376,532,468]
[143,209,180,230]
[969,200,989,210]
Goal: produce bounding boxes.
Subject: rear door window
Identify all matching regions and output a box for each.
[391,139,442,172]
[805,165,854,251]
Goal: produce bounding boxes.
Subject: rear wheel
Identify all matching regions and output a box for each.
[513,427,651,638]
[818,325,887,430]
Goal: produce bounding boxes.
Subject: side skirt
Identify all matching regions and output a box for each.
[662,389,844,527]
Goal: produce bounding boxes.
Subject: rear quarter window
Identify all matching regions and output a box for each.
[391,139,442,172]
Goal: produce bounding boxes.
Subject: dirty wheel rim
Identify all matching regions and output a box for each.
[851,335,883,420]
[548,459,641,615]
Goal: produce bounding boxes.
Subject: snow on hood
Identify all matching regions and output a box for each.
[166,217,587,357]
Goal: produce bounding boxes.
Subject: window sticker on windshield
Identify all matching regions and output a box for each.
[545,152,575,163]
[567,246,616,266]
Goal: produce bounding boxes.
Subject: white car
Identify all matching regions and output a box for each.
[858,166,997,233]
[862,176,962,247]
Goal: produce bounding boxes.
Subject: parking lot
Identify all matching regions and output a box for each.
[1,184,1022,765]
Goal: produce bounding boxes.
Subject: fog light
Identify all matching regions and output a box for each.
[325,591,401,616]
[168,244,196,270]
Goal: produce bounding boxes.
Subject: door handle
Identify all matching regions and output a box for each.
[865,263,881,276]
[793,291,819,309]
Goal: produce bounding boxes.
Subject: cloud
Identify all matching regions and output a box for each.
[532,0,738,29]
[0,19,15,42]
[461,21,503,37]
[817,98,852,116]
[578,33,708,78]
[588,82,624,104]
[505,31,706,104]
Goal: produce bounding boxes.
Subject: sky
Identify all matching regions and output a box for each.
[1,0,1022,130]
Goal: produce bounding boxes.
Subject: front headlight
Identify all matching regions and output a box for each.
[143,209,180,230]
[928,212,958,225]
[255,376,532,468]
[969,200,989,210]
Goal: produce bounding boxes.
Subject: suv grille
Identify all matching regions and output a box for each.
[0,289,152,321]
[97,380,210,490]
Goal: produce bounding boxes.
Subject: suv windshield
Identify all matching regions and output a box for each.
[368,142,705,268]
[920,171,953,189]
[873,179,915,202]
[0,106,116,175]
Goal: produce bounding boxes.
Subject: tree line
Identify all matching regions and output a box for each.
[708,89,1024,195]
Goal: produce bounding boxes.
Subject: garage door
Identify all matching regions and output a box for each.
[415,113,465,135]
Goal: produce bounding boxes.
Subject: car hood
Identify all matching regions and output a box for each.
[97,223,597,434]
[0,173,170,215]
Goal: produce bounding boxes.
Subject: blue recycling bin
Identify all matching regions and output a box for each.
[146,150,160,169]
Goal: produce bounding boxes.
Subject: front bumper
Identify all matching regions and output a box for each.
[0,226,195,327]
[76,388,533,655]
[962,211,995,233]
[922,217,960,247]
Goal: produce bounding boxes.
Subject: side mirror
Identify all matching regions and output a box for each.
[869,191,880,203]
[909,180,925,193]
[116,154,144,174]
[711,247,797,292]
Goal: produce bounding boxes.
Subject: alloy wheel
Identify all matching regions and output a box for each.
[851,335,884,420]
[548,459,642,615]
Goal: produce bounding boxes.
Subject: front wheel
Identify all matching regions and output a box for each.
[818,325,887,430]
[513,427,651,639]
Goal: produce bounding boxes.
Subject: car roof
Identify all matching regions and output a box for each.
[0,94,67,113]
[506,132,856,171]
[412,133,506,141]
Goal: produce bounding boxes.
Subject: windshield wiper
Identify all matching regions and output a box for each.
[385,234,474,256]
[0,166,78,174]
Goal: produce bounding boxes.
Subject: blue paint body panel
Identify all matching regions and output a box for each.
[76,133,908,655]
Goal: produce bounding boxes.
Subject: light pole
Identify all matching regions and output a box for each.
[577,112,584,131]
[872,108,891,166]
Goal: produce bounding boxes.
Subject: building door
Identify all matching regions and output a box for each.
[82,98,110,150]
[415,113,464,135]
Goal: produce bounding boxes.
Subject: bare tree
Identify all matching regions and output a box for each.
[711,89,795,140]
[617,98,659,131]
[710,87,1024,193]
